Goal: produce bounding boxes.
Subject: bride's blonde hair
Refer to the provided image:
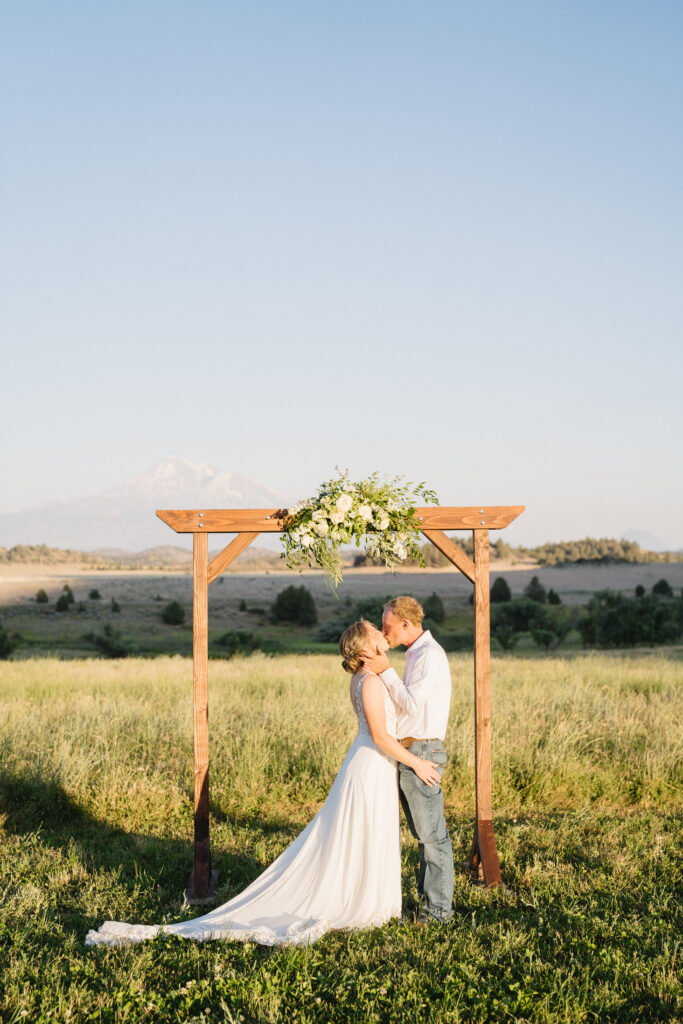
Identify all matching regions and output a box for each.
[339,620,375,674]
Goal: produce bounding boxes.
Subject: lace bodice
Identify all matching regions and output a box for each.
[353,672,397,740]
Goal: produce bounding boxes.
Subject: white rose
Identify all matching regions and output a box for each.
[396,543,407,559]
[301,534,313,548]
[358,504,373,521]
[378,517,390,530]
[314,521,329,536]
[330,510,344,524]
[336,493,353,513]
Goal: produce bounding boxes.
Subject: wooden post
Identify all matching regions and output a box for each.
[470,528,502,886]
[192,531,211,898]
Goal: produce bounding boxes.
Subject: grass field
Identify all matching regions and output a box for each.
[0,651,681,1022]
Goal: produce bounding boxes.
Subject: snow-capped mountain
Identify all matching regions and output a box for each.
[0,457,289,551]
[621,528,675,553]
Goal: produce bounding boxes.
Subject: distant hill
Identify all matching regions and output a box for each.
[0,457,289,551]
[621,528,676,553]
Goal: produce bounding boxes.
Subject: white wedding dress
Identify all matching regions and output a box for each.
[85,673,401,947]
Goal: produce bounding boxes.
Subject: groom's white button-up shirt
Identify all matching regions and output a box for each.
[379,630,452,741]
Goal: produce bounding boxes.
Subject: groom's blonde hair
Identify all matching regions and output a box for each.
[384,595,424,626]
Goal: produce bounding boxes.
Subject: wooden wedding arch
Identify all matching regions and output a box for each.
[157,505,524,900]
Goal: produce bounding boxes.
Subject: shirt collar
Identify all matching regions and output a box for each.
[406,629,431,655]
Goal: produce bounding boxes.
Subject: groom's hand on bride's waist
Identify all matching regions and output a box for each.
[363,652,391,675]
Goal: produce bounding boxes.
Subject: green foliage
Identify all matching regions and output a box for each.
[110,598,121,613]
[216,630,258,657]
[283,470,440,586]
[238,599,247,611]
[353,596,387,626]
[493,623,520,651]
[579,589,683,648]
[62,584,75,604]
[316,618,350,644]
[88,588,101,600]
[35,588,48,604]
[524,575,547,603]
[93,623,134,658]
[271,585,318,626]
[547,588,561,605]
[55,594,70,612]
[635,584,646,597]
[162,600,186,626]
[423,592,445,623]
[490,577,512,603]
[653,578,674,598]
[0,621,19,659]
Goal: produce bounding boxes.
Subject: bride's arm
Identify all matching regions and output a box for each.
[361,674,441,786]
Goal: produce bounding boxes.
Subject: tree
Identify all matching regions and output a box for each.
[423,593,445,623]
[62,584,75,605]
[635,584,645,598]
[524,576,547,603]
[547,588,561,605]
[55,594,70,612]
[89,589,101,600]
[0,621,19,659]
[162,600,186,625]
[652,579,674,598]
[490,577,512,603]
[35,589,48,604]
[111,598,121,613]
[271,585,318,627]
[94,624,133,658]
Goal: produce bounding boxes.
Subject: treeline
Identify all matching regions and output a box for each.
[414,536,681,568]
[0,545,104,565]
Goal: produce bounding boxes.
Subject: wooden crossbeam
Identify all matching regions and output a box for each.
[421,529,475,583]
[157,505,525,534]
[208,532,259,585]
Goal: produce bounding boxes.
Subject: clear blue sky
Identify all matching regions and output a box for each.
[2,1,682,547]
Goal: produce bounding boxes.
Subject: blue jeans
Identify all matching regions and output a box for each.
[399,740,454,921]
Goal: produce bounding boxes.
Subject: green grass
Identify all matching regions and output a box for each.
[0,652,681,1022]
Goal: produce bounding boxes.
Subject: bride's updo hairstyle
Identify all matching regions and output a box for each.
[339,620,375,674]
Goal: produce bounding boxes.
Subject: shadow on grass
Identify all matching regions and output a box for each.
[0,769,274,935]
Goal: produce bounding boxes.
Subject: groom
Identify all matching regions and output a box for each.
[363,595,454,925]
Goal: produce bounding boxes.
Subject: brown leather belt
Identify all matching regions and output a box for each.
[399,736,440,749]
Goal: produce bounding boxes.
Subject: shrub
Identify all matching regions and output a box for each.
[0,621,19,659]
[423,593,445,623]
[35,589,48,604]
[635,584,645,598]
[271,586,317,627]
[88,589,101,600]
[110,599,120,614]
[162,600,186,626]
[316,618,350,644]
[55,594,70,612]
[653,579,674,598]
[524,576,547,603]
[238,599,247,611]
[354,597,387,626]
[547,588,561,605]
[216,630,258,657]
[490,578,512,603]
[493,624,520,652]
[62,584,75,604]
[93,624,133,658]
[532,628,557,650]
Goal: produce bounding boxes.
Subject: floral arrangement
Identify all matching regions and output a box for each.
[281,470,440,586]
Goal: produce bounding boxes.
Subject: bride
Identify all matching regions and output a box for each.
[86,621,441,947]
